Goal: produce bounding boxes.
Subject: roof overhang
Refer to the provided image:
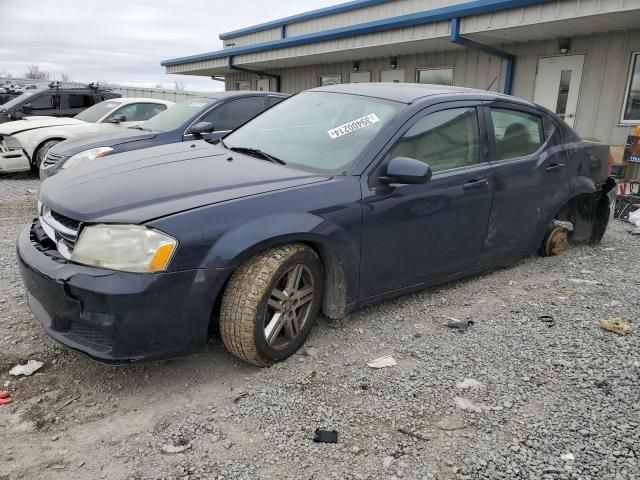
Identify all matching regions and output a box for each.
[163,0,640,77]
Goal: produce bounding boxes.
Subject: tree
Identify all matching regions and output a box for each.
[154,83,163,89]
[174,80,185,91]
[0,70,12,80]
[24,64,50,81]
[61,73,71,82]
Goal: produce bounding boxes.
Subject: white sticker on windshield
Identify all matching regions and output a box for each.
[188,102,207,108]
[328,114,380,139]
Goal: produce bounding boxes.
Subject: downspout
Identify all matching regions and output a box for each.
[450,17,514,95]
[227,56,281,92]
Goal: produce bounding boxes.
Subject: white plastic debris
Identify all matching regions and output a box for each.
[561,453,575,461]
[629,209,640,227]
[454,397,485,413]
[367,355,397,369]
[9,360,43,376]
[161,444,189,454]
[456,378,483,390]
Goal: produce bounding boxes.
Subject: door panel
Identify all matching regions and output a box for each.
[256,79,270,91]
[479,102,570,264]
[350,71,371,83]
[533,55,584,129]
[360,104,493,299]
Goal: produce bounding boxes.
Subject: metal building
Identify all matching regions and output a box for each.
[161,0,640,168]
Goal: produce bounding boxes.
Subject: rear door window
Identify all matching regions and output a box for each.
[107,103,167,122]
[490,108,544,160]
[202,96,267,131]
[67,94,95,109]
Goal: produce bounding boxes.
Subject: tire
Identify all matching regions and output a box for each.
[32,140,61,173]
[220,244,324,367]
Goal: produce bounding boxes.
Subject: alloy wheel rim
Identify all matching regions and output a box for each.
[264,264,315,350]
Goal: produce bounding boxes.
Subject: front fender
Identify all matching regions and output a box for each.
[15,130,68,159]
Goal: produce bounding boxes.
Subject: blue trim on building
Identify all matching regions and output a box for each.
[219,0,390,40]
[450,17,515,95]
[162,0,550,67]
[280,24,286,39]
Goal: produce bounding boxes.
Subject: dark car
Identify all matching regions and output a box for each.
[0,83,120,124]
[39,91,288,178]
[18,83,616,366]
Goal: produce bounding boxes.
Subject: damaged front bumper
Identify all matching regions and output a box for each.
[0,135,30,173]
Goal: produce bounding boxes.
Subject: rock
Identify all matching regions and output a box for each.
[383,456,394,468]
[161,444,189,454]
[455,378,483,390]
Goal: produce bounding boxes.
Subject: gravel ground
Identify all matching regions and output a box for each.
[1,173,639,480]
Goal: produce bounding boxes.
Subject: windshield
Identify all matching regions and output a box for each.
[141,98,213,132]
[0,91,36,110]
[74,100,122,123]
[224,92,404,174]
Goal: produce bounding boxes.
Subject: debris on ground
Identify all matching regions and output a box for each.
[0,390,11,405]
[445,318,475,332]
[515,346,525,358]
[435,416,467,431]
[9,360,43,376]
[539,315,556,327]
[455,378,483,390]
[312,429,338,443]
[595,379,613,395]
[233,391,249,403]
[161,443,190,454]
[561,453,575,462]
[397,427,430,441]
[454,397,486,413]
[366,355,397,369]
[599,318,631,336]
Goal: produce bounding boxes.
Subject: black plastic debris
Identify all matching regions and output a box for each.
[446,318,475,333]
[539,315,556,327]
[595,379,613,395]
[313,429,338,443]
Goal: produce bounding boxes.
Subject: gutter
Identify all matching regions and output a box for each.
[227,57,281,93]
[450,17,515,95]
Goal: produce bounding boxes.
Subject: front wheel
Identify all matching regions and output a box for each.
[32,140,61,173]
[220,244,324,366]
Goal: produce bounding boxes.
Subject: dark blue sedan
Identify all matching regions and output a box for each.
[39,91,287,178]
[18,84,616,365]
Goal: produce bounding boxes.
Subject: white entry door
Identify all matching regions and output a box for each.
[256,78,270,91]
[381,69,405,83]
[533,55,584,128]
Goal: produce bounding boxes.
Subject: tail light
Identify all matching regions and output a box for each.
[607,151,614,176]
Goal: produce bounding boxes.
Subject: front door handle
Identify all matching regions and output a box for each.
[546,163,565,173]
[463,179,489,190]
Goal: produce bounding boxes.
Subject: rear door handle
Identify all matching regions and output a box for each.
[463,179,489,190]
[546,164,565,173]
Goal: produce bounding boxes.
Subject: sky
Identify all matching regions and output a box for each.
[0,0,343,92]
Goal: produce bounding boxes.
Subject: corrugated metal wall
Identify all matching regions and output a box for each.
[225,30,640,146]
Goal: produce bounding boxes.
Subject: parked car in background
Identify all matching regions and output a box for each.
[0,98,173,173]
[18,84,616,366]
[0,83,120,124]
[39,91,287,178]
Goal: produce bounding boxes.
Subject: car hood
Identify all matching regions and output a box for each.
[50,128,159,156]
[40,141,330,224]
[0,117,85,135]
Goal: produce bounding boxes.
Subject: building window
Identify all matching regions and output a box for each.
[416,67,454,86]
[622,52,640,123]
[236,81,251,91]
[318,75,341,87]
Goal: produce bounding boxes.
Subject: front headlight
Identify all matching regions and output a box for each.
[71,224,177,273]
[62,147,113,169]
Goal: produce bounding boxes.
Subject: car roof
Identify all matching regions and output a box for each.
[177,91,288,105]
[310,83,536,106]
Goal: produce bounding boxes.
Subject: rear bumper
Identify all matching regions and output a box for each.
[17,221,230,364]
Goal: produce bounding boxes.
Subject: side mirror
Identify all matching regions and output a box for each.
[379,157,432,185]
[108,114,126,124]
[20,103,33,113]
[187,121,214,137]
